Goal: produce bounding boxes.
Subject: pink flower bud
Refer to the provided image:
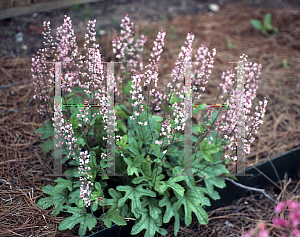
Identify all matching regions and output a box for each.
[273,217,289,228]
[274,202,286,213]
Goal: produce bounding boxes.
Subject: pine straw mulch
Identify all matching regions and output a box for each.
[1,2,300,236]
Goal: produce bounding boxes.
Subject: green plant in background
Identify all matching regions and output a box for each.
[4,30,15,36]
[282,59,288,68]
[159,14,166,20]
[277,81,281,88]
[170,25,178,41]
[32,15,268,237]
[250,12,278,37]
[70,4,94,21]
[83,5,94,21]
[142,25,153,36]
[111,17,121,33]
[70,3,81,12]
[159,14,168,28]
[177,43,183,49]
[226,38,237,50]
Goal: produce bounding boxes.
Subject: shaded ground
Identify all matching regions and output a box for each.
[0,0,300,236]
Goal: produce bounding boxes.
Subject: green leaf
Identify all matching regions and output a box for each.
[116,184,156,219]
[133,154,144,168]
[204,176,226,196]
[196,124,204,133]
[65,92,75,98]
[193,105,209,114]
[76,137,85,147]
[200,139,221,162]
[35,121,54,139]
[264,13,271,30]
[102,188,129,220]
[72,86,84,94]
[37,197,53,209]
[132,176,148,184]
[117,120,127,133]
[40,139,54,154]
[51,188,69,215]
[131,208,168,237]
[95,182,104,196]
[141,158,152,178]
[127,137,140,156]
[119,134,128,147]
[88,149,98,172]
[150,144,161,158]
[141,196,163,220]
[42,185,53,195]
[68,188,81,205]
[69,113,79,129]
[66,97,74,105]
[169,92,179,105]
[124,79,133,95]
[151,115,163,123]
[58,206,97,237]
[211,149,225,162]
[90,114,102,126]
[196,186,221,201]
[250,19,263,31]
[173,189,209,227]
[158,196,181,236]
[72,95,84,105]
[102,209,127,228]
[51,178,73,195]
[165,146,179,157]
[134,121,152,146]
[153,174,167,194]
[116,104,131,117]
[165,176,185,197]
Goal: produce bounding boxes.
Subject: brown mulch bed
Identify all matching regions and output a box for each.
[1,0,300,236]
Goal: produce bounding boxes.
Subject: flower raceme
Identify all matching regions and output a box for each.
[33,14,268,237]
[243,199,300,237]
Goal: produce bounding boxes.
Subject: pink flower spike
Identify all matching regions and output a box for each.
[291,218,299,229]
[243,233,252,237]
[274,201,286,213]
[289,211,297,223]
[286,199,299,210]
[273,217,289,228]
[258,222,266,231]
[292,228,300,237]
[258,230,269,237]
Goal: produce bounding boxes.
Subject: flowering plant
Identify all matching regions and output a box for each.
[243,199,300,237]
[33,15,268,237]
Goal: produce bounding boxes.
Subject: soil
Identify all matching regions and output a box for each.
[1,0,300,236]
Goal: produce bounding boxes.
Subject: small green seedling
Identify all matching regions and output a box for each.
[226,38,237,49]
[70,3,81,12]
[83,5,94,21]
[282,59,289,68]
[250,13,278,37]
[170,25,178,41]
[142,26,153,36]
[4,31,15,36]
